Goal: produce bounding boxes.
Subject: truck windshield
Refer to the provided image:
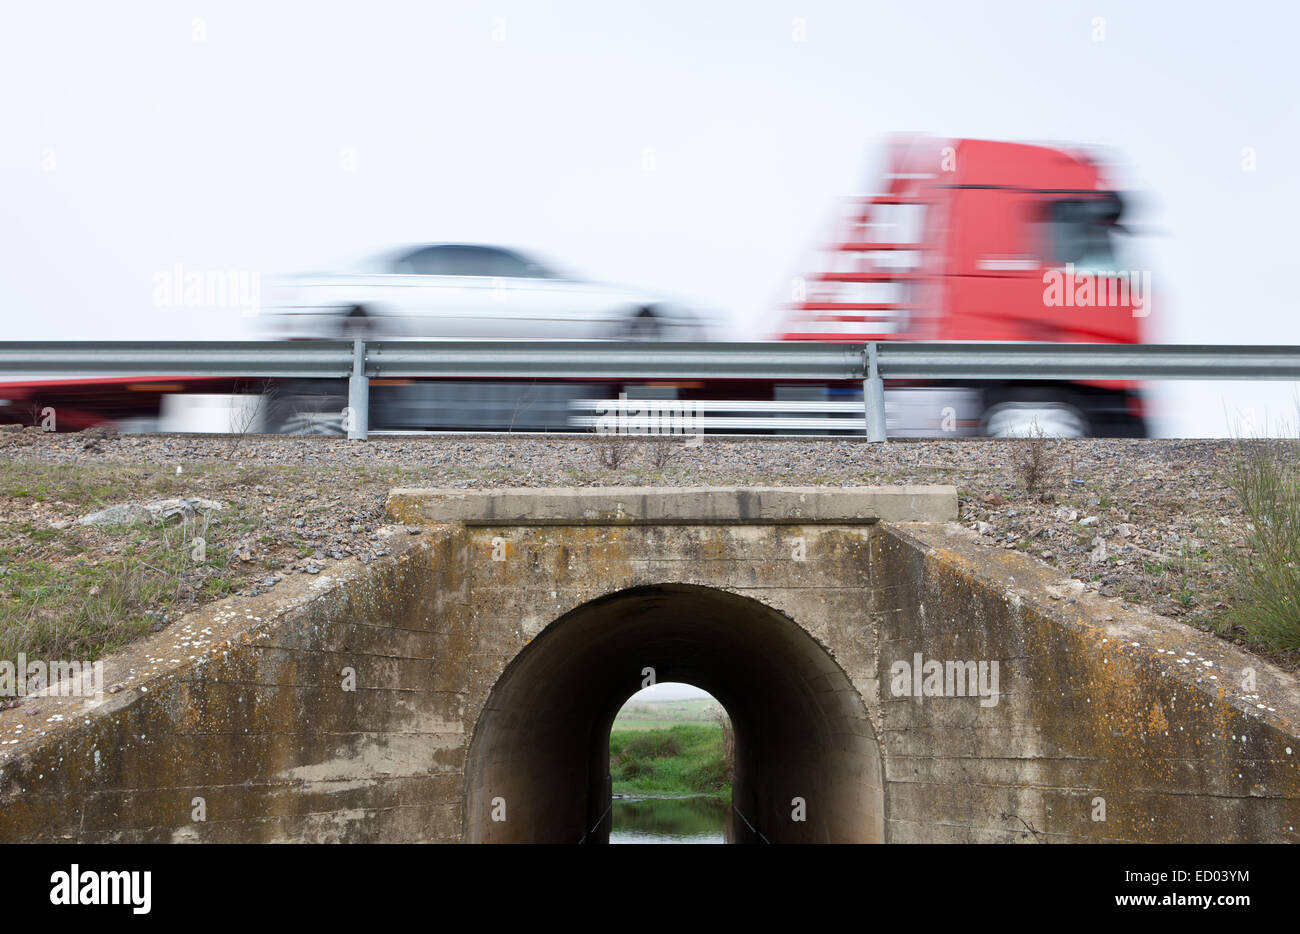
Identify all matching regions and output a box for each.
[1043,195,1125,272]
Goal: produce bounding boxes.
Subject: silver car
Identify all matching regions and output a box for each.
[267,243,709,341]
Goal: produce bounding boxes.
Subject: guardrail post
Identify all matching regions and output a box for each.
[347,339,369,441]
[864,342,887,443]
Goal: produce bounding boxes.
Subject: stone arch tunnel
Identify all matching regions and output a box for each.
[1,486,1298,844]
[464,583,883,843]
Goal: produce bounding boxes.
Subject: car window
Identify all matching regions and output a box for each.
[392,245,553,278]
[1037,195,1125,272]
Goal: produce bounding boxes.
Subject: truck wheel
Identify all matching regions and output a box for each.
[982,399,1089,438]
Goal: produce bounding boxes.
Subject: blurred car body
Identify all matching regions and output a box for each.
[265,243,708,341]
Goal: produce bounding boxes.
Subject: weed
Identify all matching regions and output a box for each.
[594,433,635,470]
[1226,437,1300,649]
[1013,421,1056,498]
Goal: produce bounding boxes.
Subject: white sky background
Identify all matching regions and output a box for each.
[2,0,1297,436]
[627,682,713,702]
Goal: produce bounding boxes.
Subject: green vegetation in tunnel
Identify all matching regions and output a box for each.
[462,584,884,843]
[610,723,731,797]
[607,688,734,843]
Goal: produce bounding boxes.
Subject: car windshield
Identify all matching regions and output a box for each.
[391,245,558,278]
[1041,195,1125,272]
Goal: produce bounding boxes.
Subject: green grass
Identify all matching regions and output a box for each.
[612,718,706,731]
[0,463,290,662]
[1227,438,1300,651]
[0,462,226,506]
[0,517,241,662]
[0,458,435,663]
[609,723,731,799]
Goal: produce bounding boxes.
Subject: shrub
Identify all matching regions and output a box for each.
[623,731,682,759]
[1013,421,1055,498]
[1227,438,1300,650]
[686,757,731,792]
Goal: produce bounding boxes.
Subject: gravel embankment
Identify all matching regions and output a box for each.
[0,427,1293,668]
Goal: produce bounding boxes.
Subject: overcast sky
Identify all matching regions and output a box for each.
[627,682,712,702]
[2,0,1297,435]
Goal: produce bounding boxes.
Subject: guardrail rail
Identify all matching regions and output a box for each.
[2,340,1299,441]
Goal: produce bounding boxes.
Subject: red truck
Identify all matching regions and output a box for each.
[775,136,1150,437]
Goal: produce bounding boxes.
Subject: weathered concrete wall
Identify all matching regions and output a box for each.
[0,526,470,842]
[876,523,1300,843]
[387,484,957,526]
[1,486,1296,843]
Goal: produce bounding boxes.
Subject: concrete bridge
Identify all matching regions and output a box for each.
[1,486,1298,843]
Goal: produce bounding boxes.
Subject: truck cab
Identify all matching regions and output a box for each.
[779,137,1150,437]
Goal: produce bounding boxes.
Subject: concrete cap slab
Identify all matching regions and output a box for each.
[386,485,957,526]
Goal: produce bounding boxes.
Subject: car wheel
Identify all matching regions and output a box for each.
[619,308,665,341]
[339,305,372,340]
[982,400,1089,438]
[265,381,348,436]
[274,408,347,436]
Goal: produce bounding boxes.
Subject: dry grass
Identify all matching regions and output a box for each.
[712,707,735,770]
[594,433,636,470]
[1227,437,1300,651]
[1013,422,1057,499]
[0,515,240,662]
[645,438,680,469]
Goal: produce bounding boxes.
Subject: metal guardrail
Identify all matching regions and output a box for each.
[3,340,1300,441]
[365,340,867,380]
[874,342,1300,380]
[0,341,357,379]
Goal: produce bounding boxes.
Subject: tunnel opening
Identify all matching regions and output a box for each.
[463,584,884,843]
[608,682,734,844]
